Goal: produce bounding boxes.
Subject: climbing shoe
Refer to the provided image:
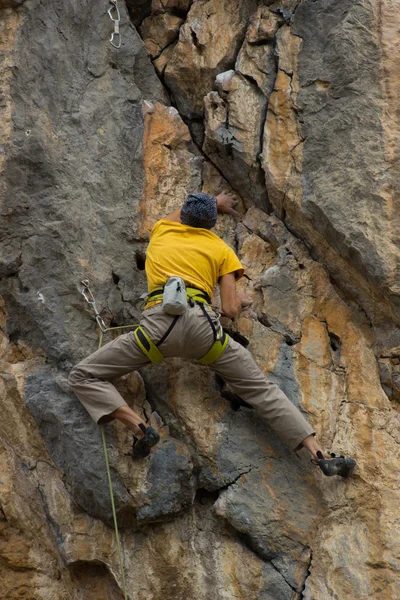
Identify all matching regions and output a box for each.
[315,451,356,478]
[132,424,160,459]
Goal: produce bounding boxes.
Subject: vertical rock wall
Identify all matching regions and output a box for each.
[1,1,400,599]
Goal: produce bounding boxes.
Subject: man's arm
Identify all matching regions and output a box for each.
[220,272,253,318]
[219,273,241,318]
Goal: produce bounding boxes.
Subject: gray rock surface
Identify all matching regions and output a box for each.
[137,439,196,523]
[291,0,400,311]
[0,0,166,519]
[25,366,133,523]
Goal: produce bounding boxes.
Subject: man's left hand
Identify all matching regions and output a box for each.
[216,191,240,217]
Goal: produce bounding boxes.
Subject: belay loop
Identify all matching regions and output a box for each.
[108,0,121,48]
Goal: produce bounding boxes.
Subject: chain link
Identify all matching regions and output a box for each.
[108,0,121,49]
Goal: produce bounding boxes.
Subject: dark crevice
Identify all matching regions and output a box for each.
[194,487,220,506]
[258,313,271,328]
[135,250,146,271]
[328,331,341,353]
[190,27,204,52]
[163,7,191,20]
[284,335,295,346]
[218,328,248,351]
[221,389,254,412]
[269,558,299,594]
[299,550,313,599]
[9,329,21,344]
[69,561,125,600]
[149,30,182,61]
[126,0,152,28]
[37,485,65,549]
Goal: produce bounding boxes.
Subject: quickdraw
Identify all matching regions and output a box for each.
[108,0,121,49]
[81,280,107,332]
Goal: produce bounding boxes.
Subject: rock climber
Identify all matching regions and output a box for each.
[69,192,355,477]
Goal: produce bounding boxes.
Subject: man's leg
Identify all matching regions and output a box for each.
[69,331,150,438]
[211,337,328,460]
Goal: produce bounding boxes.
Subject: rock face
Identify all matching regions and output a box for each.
[1,1,400,599]
[263,1,400,335]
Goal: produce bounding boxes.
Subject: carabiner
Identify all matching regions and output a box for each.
[81,280,96,304]
[110,29,121,49]
[108,0,121,49]
[96,314,108,332]
[108,0,120,22]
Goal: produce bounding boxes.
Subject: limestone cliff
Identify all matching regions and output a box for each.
[1,1,400,599]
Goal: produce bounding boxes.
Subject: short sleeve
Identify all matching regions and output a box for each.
[219,246,244,280]
[150,219,163,239]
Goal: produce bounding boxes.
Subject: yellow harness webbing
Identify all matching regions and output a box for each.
[133,326,164,364]
[144,287,209,310]
[197,330,229,365]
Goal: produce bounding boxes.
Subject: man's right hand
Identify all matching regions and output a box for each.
[216,191,240,217]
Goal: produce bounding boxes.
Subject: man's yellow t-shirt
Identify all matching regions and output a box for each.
[145,220,244,299]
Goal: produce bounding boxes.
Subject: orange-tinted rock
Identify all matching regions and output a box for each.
[203,70,268,208]
[0,9,19,196]
[141,100,244,241]
[164,0,258,119]
[139,13,183,58]
[247,6,280,44]
[265,3,400,329]
[236,40,276,97]
[153,41,176,75]
[261,26,302,218]
[141,101,201,236]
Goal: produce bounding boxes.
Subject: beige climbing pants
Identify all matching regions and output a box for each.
[69,303,314,451]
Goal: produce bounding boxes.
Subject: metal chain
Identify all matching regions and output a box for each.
[108,0,121,49]
[80,280,108,332]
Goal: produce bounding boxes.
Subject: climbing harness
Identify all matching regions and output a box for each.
[144,286,211,309]
[108,0,121,48]
[142,286,229,365]
[81,278,230,366]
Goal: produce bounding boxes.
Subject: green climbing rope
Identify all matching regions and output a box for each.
[80,276,139,600]
[100,426,127,599]
[98,325,137,600]
[97,324,141,599]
